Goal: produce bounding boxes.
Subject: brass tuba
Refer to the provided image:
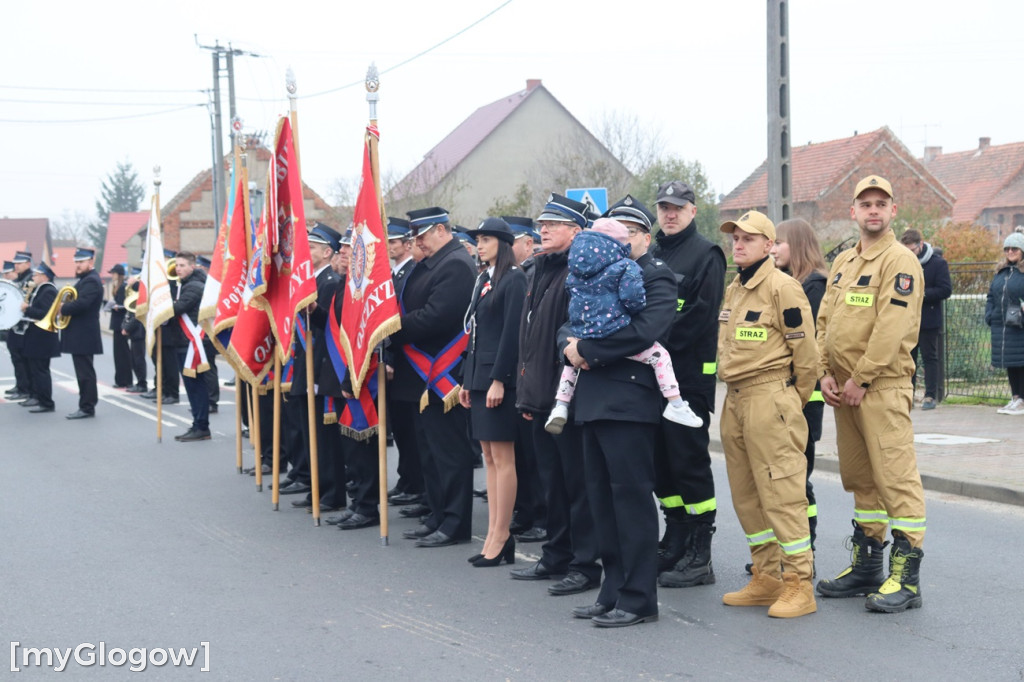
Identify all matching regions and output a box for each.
[35,285,78,332]
[124,289,139,314]
[166,258,179,281]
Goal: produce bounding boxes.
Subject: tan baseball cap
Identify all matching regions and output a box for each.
[720,210,776,241]
[853,175,894,201]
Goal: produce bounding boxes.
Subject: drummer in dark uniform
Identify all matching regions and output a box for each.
[5,250,34,400]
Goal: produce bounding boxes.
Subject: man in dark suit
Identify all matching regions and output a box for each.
[170,252,210,441]
[18,262,60,413]
[284,223,346,512]
[4,250,34,400]
[60,247,104,419]
[383,217,426,508]
[560,210,677,628]
[122,268,148,393]
[389,207,477,548]
[194,254,221,412]
[107,264,132,388]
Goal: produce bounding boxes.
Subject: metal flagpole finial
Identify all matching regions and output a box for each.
[153,165,162,188]
[366,62,379,120]
[286,67,297,99]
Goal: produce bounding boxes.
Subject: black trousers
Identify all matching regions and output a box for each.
[71,354,97,413]
[176,350,209,431]
[9,344,30,392]
[151,346,179,398]
[202,342,219,405]
[112,331,132,387]
[910,327,941,400]
[1008,366,1024,397]
[344,433,380,516]
[414,402,474,540]
[128,336,147,388]
[314,395,346,507]
[583,419,659,616]
[513,415,547,530]
[283,395,310,484]
[530,413,601,582]
[390,399,424,495]
[28,357,53,408]
[654,392,716,522]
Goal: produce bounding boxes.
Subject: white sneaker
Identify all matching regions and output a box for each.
[663,401,703,428]
[545,403,569,435]
[997,397,1024,414]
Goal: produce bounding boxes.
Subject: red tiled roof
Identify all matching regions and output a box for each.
[0,240,28,263]
[391,81,543,200]
[722,129,886,211]
[50,246,78,279]
[0,218,52,265]
[103,211,148,270]
[924,141,1024,222]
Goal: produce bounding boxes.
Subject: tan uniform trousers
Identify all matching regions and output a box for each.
[722,374,813,581]
[833,379,926,548]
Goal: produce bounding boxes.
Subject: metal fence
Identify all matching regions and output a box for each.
[936,262,1008,401]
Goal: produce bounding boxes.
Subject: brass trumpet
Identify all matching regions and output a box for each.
[166,258,179,281]
[35,285,78,332]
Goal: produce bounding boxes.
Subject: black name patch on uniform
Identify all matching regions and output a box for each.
[890,299,908,308]
[782,307,803,328]
[744,310,761,322]
[857,275,872,286]
[784,331,805,340]
[894,273,914,295]
[832,273,843,286]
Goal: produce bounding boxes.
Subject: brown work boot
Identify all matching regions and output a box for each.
[768,572,817,618]
[722,566,784,606]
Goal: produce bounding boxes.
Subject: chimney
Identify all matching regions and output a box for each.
[979,137,991,151]
[924,146,942,163]
[526,79,541,91]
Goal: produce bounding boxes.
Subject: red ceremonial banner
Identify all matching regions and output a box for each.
[339,124,401,396]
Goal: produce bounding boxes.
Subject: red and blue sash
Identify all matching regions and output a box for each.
[398,290,467,413]
[325,292,380,440]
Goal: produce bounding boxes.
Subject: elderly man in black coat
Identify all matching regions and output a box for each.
[389,207,478,548]
[60,248,104,419]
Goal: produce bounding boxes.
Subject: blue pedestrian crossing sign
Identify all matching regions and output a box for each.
[566,187,608,217]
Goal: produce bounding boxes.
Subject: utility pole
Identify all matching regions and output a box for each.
[195,36,262,233]
[767,0,792,223]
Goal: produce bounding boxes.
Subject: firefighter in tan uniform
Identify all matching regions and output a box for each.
[717,211,819,619]
[816,175,927,613]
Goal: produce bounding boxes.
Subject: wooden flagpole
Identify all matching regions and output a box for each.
[235,371,243,474]
[272,354,282,510]
[287,69,321,526]
[251,383,264,492]
[366,63,389,546]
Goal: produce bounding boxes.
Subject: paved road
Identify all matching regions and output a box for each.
[2,348,1023,680]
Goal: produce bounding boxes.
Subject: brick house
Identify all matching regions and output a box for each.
[720,127,954,243]
[389,79,630,222]
[922,137,1024,241]
[122,141,334,265]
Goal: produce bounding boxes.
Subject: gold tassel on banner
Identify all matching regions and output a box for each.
[323,411,338,425]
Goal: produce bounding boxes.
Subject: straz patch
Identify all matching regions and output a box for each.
[894,273,914,295]
[735,327,767,341]
[784,331,805,340]
[845,292,874,307]
[718,309,731,322]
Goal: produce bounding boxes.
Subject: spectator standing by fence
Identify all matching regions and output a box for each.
[986,230,1024,415]
[900,229,952,409]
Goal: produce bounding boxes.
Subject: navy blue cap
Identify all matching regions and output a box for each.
[536,193,588,228]
[12,250,32,263]
[130,266,142,276]
[196,255,212,269]
[467,217,514,246]
[454,232,473,245]
[604,194,655,232]
[387,217,412,240]
[406,207,450,233]
[308,222,342,252]
[73,247,96,261]
[340,228,353,246]
[163,248,177,259]
[32,262,55,280]
[2,260,13,273]
[108,263,126,275]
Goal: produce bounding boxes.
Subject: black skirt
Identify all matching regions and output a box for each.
[469,387,519,442]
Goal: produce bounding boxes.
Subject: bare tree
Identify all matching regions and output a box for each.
[591,109,666,175]
[50,210,93,243]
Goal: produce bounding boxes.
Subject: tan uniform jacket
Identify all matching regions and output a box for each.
[718,258,819,403]
[816,231,924,387]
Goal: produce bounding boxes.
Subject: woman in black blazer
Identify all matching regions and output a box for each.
[459,218,527,567]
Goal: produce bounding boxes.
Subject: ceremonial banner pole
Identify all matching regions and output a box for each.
[272,354,282,511]
[235,372,243,474]
[366,64,390,546]
[251,383,264,492]
[154,170,164,443]
[288,70,321,526]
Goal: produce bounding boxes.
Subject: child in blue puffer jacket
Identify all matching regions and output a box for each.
[545,218,701,434]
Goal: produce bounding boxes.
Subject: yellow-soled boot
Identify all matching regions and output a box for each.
[768,573,817,618]
[722,566,784,606]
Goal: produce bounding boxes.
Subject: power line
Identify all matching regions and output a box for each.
[303,0,514,99]
[0,84,206,94]
[0,104,205,124]
[2,97,206,106]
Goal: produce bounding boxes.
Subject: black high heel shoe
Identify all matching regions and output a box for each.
[467,553,483,563]
[472,536,515,567]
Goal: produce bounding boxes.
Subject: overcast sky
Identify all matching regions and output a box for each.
[3,0,1022,226]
